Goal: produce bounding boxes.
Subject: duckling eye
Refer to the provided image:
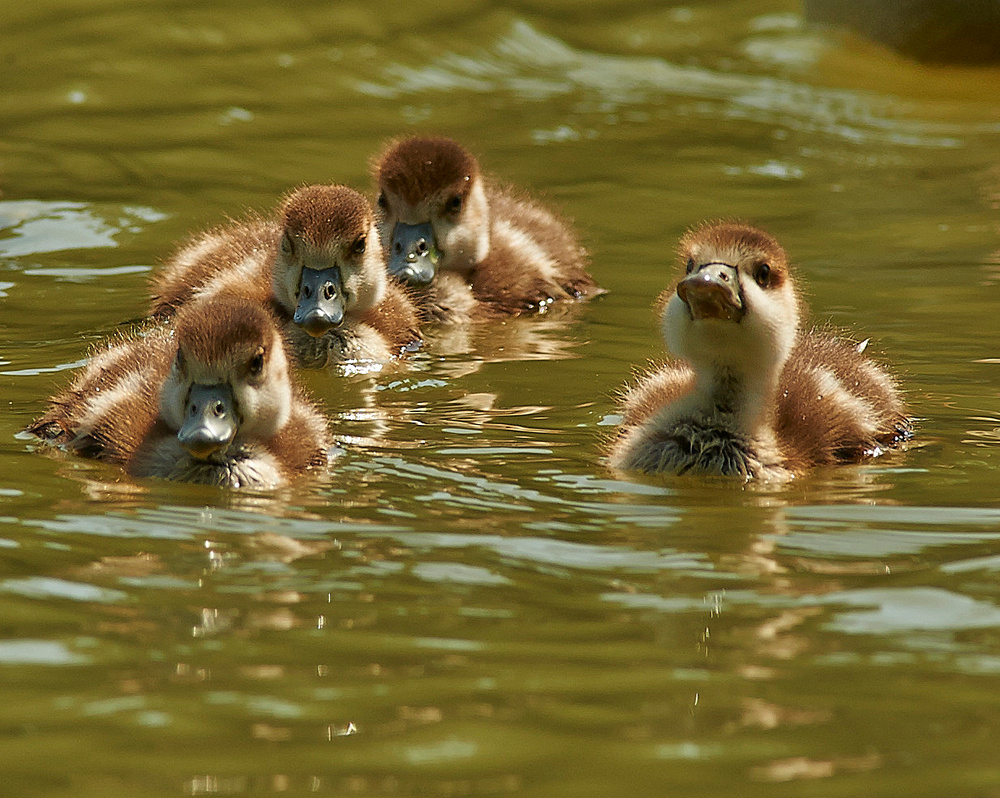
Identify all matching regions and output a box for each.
[754,262,771,288]
[685,258,695,274]
[352,235,366,255]
[280,233,294,255]
[444,194,463,215]
[377,192,388,211]
[249,347,265,376]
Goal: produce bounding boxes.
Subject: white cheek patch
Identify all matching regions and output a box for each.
[439,182,490,269]
[235,380,292,441]
[661,294,692,358]
[234,340,292,442]
[273,258,302,312]
[339,264,359,306]
[158,367,189,431]
[743,284,798,361]
[467,181,490,263]
[352,243,387,313]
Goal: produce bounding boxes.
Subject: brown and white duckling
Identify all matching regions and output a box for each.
[607,222,910,481]
[150,185,422,368]
[373,135,601,322]
[28,295,331,489]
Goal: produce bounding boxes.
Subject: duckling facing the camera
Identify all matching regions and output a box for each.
[28,295,331,489]
[150,185,422,367]
[606,222,910,481]
[373,135,601,322]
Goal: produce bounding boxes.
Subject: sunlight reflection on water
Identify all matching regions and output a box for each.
[354,20,983,147]
[0,200,167,257]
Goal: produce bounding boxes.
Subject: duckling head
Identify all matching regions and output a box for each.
[160,296,293,461]
[374,136,490,285]
[274,185,386,338]
[661,222,800,391]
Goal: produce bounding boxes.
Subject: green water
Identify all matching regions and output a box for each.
[3,1,1000,795]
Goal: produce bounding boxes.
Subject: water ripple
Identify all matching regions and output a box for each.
[0,639,88,666]
[354,20,986,148]
[0,200,166,258]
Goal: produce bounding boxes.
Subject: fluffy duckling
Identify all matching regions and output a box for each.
[607,222,910,481]
[28,295,331,489]
[373,136,601,322]
[150,185,422,367]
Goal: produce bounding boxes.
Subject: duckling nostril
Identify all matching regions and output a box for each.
[394,242,403,255]
[302,284,312,298]
[213,401,226,417]
[322,283,335,301]
[416,239,428,255]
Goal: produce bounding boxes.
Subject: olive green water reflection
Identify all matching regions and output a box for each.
[3,1,1000,795]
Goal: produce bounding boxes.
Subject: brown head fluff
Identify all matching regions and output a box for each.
[279,185,372,247]
[377,137,480,205]
[174,295,272,365]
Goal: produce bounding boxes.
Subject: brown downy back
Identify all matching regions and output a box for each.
[149,217,279,318]
[776,331,910,469]
[28,327,175,465]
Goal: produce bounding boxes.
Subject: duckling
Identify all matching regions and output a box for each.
[28,295,331,489]
[607,222,910,481]
[150,185,422,368]
[373,135,601,322]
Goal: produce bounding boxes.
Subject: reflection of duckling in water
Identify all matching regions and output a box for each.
[150,185,422,368]
[28,295,331,489]
[373,136,602,323]
[607,222,911,481]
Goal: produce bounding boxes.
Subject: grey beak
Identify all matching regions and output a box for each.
[387,222,439,287]
[677,263,744,322]
[178,383,238,460]
[293,266,345,337]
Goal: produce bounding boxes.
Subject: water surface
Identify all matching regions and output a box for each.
[3,1,1000,795]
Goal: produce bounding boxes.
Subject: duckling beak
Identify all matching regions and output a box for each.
[178,383,238,460]
[294,266,345,337]
[387,222,439,286]
[677,263,744,322]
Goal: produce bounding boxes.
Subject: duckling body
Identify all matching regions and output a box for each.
[29,296,330,489]
[150,185,422,367]
[150,217,279,317]
[607,222,909,481]
[374,136,600,322]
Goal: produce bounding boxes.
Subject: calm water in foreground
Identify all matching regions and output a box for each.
[3,1,1000,795]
